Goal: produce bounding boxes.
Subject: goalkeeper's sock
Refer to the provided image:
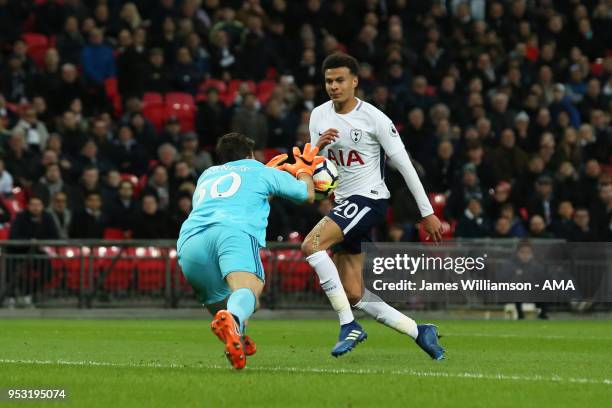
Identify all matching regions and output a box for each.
[306,251,354,325]
[227,288,256,333]
[354,289,418,339]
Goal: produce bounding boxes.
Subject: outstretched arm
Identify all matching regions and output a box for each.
[387,149,443,242]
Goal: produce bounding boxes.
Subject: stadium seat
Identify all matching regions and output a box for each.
[256,80,277,104]
[142,92,163,106]
[27,45,50,69]
[428,193,447,220]
[104,77,122,116]
[22,32,48,48]
[2,196,23,220]
[0,225,10,240]
[135,246,167,292]
[199,78,226,94]
[274,249,314,293]
[11,187,27,208]
[143,102,167,132]
[60,246,92,290]
[165,92,195,131]
[93,246,133,291]
[103,228,129,240]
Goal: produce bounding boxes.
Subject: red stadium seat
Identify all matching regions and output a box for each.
[22,32,48,48]
[11,187,27,208]
[256,80,277,104]
[94,246,133,291]
[428,193,447,220]
[274,249,314,292]
[142,92,164,106]
[135,246,167,292]
[199,78,226,94]
[59,246,92,290]
[0,225,10,240]
[165,92,195,131]
[262,148,283,163]
[104,77,122,116]
[143,102,167,132]
[103,228,129,240]
[27,45,50,69]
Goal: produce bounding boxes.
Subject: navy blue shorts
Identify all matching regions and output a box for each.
[328,195,388,254]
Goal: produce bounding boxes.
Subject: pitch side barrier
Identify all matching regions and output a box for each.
[0,239,610,311]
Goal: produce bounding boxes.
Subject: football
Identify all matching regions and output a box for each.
[313,158,339,200]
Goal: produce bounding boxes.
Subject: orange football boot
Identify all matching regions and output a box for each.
[210,310,246,369]
[243,335,257,356]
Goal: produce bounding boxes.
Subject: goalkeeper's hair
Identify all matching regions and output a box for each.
[216,132,255,163]
[322,52,360,76]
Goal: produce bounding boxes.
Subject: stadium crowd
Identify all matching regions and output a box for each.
[0,0,610,243]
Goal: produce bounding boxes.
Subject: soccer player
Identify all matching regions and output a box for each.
[303,53,446,359]
[177,133,323,369]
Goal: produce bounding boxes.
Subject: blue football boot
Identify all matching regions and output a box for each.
[415,324,445,360]
[331,321,368,357]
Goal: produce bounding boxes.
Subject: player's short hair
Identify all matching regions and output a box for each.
[216,133,255,163]
[322,52,359,76]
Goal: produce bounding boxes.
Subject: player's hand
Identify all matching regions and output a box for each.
[316,128,339,149]
[420,214,443,243]
[279,144,325,177]
[265,153,288,169]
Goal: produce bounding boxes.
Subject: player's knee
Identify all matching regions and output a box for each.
[301,236,315,256]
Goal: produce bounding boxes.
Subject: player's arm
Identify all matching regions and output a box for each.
[376,117,443,242]
[309,108,338,149]
[263,168,315,204]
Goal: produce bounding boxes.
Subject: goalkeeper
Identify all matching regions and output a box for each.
[177,133,323,369]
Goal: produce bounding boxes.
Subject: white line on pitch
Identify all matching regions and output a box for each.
[443,332,612,341]
[1,358,611,386]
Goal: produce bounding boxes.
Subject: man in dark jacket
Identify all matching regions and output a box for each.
[6,196,59,307]
[69,191,108,238]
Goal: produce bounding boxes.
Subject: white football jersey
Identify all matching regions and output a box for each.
[310,98,404,201]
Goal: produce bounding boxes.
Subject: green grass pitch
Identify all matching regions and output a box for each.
[1,318,611,407]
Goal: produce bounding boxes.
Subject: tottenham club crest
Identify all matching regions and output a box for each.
[350,128,362,143]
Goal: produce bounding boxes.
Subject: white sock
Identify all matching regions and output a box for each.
[354,289,419,339]
[306,251,354,325]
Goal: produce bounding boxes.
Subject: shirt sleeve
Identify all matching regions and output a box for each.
[373,111,405,157]
[387,149,434,218]
[261,167,309,203]
[309,108,319,146]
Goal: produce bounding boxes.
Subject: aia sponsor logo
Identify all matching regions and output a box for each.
[328,149,364,166]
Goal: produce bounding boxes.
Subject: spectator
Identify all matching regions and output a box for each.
[590,182,612,241]
[132,193,170,239]
[455,198,490,238]
[142,48,173,93]
[5,129,39,188]
[12,107,49,153]
[145,165,171,210]
[56,15,85,65]
[551,201,580,241]
[527,175,557,226]
[31,163,76,208]
[48,191,72,239]
[81,28,116,86]
[528,215,554,239]
[195,87,229,148]
[0,158,14,194]
[110,125,149,176]
[69,191,108,238]
[170,191,192,237]
[10,196,58,240]
[572,207,596,242]
[230,93,268,149]
[491,128,528,183]
[106,180,138,232]
[447,163,484,220]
